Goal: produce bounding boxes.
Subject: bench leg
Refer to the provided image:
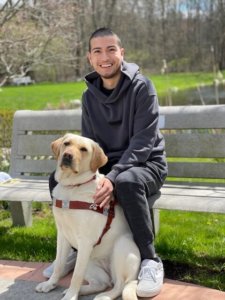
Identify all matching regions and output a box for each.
[150,208,160,236]
[9,201,32,227]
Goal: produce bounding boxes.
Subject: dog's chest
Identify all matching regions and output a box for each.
[52,182,109,249]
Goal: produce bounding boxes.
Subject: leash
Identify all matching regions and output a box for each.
[53,198,116,246]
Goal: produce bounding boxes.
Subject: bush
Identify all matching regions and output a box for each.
[0,110,14,148]
[0,148,10,172]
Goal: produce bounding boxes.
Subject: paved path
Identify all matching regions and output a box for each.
[1,260,225,299]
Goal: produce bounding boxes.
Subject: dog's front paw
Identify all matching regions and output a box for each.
[35,281,57,293]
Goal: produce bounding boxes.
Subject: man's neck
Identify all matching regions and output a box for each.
[101,73,121,90]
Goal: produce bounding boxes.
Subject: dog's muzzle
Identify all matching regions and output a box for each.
[61,152,73,167]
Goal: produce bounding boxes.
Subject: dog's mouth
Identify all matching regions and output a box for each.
[60,152,79,174]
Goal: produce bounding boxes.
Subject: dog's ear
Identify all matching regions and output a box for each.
[90,142,108,172]
[51,137,63,159]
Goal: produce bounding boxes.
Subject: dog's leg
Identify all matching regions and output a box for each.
[61,241,94,300]
[94,234,140,300]
[79,260,111,295]
[36,231,71,293]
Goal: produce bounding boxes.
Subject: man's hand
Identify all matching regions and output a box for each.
[93,177,114,208]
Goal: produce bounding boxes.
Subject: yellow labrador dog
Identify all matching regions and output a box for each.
[36,133,140,300]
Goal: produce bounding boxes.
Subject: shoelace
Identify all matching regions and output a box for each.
[138,265,157,282]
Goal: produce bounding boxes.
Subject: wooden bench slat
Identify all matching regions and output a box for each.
[17,134,61,156]
[161,182,225,197]
[165,133,225,158]
[11,159,55,175]
[13,109,82,131]
[160,105,225,129]
[155,183,225,213]
[154,194,225,213]
[168,162,225,179]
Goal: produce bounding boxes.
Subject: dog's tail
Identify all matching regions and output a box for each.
[122,280,138,300]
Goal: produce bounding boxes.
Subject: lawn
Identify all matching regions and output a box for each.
[0,81,85,111]
[157,210,225,291]
[152,71,216,93]
[0,71,222,110]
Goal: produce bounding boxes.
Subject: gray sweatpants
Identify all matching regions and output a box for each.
[114,166,162,260]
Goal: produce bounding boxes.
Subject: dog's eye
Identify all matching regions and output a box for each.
[80,147,87,152]
[64,141,70,146]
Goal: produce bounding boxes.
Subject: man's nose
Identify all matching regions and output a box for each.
[100,51,109,60]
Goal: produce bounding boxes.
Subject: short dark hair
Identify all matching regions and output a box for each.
[88,27,122,51]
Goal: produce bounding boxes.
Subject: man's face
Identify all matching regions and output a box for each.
[88,35,124,80]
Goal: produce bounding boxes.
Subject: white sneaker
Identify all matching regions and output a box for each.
[43,249,77,278]
[137,258,164,298]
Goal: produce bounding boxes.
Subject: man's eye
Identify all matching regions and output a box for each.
[80,147,87,152]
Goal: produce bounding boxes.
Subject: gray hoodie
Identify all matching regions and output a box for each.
[81,61,167,184]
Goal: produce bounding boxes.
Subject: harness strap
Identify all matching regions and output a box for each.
[94,200,115,246]
[53,199,116,246]
[54,199,105,213]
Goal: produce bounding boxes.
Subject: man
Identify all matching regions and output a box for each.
[45,27,167,298]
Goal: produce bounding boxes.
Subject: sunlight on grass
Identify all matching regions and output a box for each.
[0,207,56,262]
[156,210,225,290]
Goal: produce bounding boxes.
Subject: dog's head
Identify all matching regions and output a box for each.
[51,133,108,182]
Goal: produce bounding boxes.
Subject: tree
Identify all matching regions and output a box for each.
[1,0,225,85]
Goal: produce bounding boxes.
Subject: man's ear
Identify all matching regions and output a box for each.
[121,47,125,59]
[90,142,108,172]
[51,137,63,159]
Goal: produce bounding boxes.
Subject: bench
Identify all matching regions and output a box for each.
[11,76,35,86]
[0,105,225,229]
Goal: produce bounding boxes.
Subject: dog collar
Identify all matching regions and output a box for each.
[53,199,116,246]
[66,175,96,188]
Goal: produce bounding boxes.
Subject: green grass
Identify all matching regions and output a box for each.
[1,206,225,291]
[151,71,216,93]
[0,205,56,262]
[0,81,85,110]
[156,210,225,290]
[0,71,223,111]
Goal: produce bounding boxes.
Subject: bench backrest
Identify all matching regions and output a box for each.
[160,105,225,183]
[9,105,225,182]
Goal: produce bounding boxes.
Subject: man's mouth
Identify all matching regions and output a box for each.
[100,63,112,68]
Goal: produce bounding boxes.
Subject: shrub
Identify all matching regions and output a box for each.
[0,110,14,148]
[0,148,10,172]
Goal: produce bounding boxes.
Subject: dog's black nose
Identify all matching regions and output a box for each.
[62,153,73,166]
